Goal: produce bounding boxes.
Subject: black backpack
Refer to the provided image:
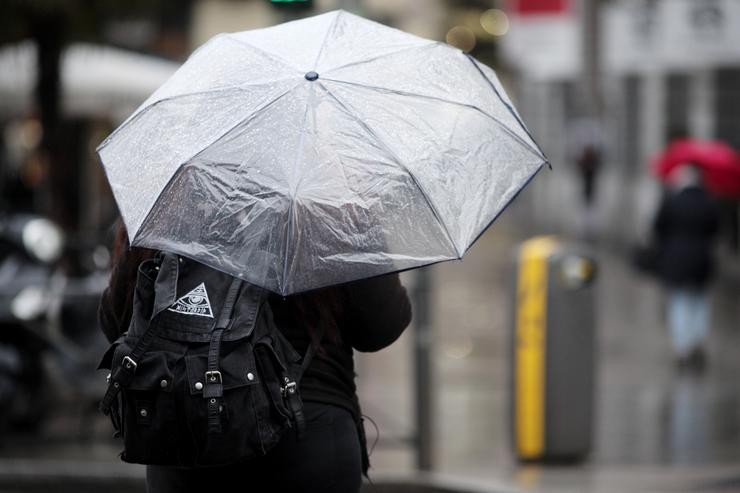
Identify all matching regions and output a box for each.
[98,251,318,467]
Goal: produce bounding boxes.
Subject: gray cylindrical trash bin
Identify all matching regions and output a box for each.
[510,236,596,462]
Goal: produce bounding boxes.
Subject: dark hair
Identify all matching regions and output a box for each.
[109,220,341,346]
[107,219,157,334]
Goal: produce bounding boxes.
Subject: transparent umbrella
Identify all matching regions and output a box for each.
[97,10,548,295]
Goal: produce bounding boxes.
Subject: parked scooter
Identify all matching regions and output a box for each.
[0,214,108,437]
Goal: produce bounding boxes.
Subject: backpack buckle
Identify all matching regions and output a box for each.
[281,381,297,396]
[122,356,138,372]
[205,370,222,384]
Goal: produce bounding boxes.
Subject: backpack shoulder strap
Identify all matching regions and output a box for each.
[204,277,243,433]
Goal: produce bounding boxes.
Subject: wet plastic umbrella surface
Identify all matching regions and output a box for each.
[98,10,548,295]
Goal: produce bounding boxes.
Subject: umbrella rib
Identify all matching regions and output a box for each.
[98,88,240,151]
[222,34,303,73]
[97,81,295,152]
[466,55,551,167]
[319,82,462,259]
[140,78,298,112]
[322,42,438,75]
[182,83,300,166]
[466,160,547,255]
[311,10,342,69]
[321,77,547,164]
[281,83,317,293]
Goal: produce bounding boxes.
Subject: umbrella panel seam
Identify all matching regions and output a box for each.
[321,77,547,164]
[465,160,547,254]
[311,10,342,71]
[317,81,462,259]
[140,79,298,116]
[466,55,551,167]
[97,81,294,153]
[282,83,317,294]
[321,42,438,76]
[177,83,300,168]
[221,34,303,74]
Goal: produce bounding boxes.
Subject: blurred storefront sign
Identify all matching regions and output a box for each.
[501,0,740,80]
[509,0,569,16]
[501,0,577,80]
[0,41,178,122]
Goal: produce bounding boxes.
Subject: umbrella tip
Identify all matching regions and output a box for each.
[305,71,319,81]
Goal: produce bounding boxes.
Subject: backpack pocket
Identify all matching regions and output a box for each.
[184,340,291,466]
[109,339,184,465]
[254,336,298,416]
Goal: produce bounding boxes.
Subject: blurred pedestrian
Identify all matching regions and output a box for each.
[98,221,413,493]
[568,117,605,240]
[576,143,602,208]
[652,164,720,368]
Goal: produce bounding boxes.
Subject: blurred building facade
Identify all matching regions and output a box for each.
[5,0,738,253]
[500,0,740,244]
[0,2,194,272]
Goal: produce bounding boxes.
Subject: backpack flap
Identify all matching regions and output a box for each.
[143,254,263,343]
[184,342,260,395]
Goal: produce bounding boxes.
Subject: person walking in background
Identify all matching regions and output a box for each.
[568,117,605,241]
[652,164,720,369]
[576,143,602,208]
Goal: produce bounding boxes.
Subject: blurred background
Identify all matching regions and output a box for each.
[0,0,738,492]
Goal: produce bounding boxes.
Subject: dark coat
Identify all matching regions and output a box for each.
[653,185,720,288]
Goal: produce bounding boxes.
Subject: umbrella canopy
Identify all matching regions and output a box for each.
[98,10,548,295]
[652,139,740,198]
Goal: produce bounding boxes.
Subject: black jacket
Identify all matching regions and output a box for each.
[653,186,720,288]
[267,274,412,416]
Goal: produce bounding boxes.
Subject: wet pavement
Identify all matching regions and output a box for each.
[0,213,739,492]
[356,212,740,492]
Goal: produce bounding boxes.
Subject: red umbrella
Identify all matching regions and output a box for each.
[652,138,740,198]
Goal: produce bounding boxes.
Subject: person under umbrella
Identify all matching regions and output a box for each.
[651,164,721,368]
[99,221,412,492]
[652,138,740,199]
[96,10,546,492]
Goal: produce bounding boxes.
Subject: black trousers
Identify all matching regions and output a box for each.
[146,402,362,493]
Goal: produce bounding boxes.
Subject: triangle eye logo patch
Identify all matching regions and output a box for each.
[168,283,214,318]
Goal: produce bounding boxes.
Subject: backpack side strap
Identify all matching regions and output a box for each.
[284,324,325,440]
